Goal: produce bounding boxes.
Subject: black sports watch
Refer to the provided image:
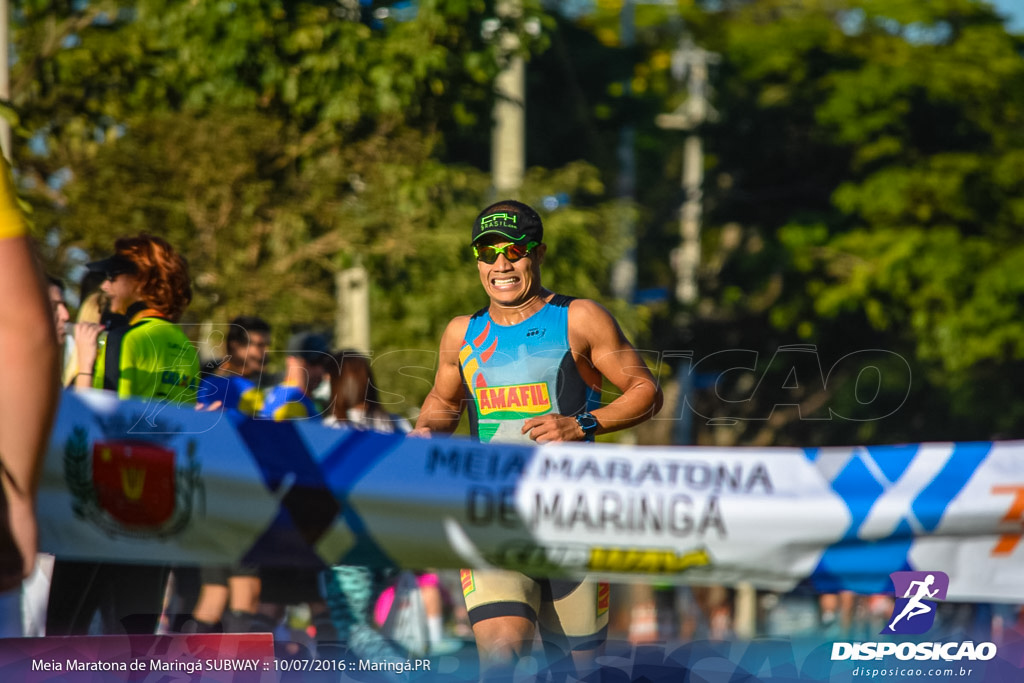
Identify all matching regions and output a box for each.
[574,411,599,439]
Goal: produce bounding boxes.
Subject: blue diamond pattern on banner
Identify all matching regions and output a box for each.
[832,453,886,542]
[810,450,907,593]
[236,419,339,567]
[320,429,406,566]
[912,442,991,532]
[867,444,919,485]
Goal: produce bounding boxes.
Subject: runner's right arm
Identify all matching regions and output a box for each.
[411,316,470,436]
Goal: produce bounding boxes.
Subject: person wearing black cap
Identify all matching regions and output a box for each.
[47,234,200,636]
[71,236,198,402]
[412,200,663,677]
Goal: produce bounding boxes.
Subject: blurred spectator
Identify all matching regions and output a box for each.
[260,332,331,420]
[69,237,197,400]
[319,350,410,659]
[61,276,107,387]
[255,332,333,642]
[198,315,271,418]
[180,315,272,634]
[47,234,200,635]
[46,276,71,351]
[61,272,108,387]
[819,591,856,637]
[322,350,411,432]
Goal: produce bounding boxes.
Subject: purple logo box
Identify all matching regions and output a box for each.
[881,570,950,635]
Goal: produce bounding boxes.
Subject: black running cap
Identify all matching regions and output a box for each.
[86,253,138,278]
[286,332,331,365]
[471,200,543,245]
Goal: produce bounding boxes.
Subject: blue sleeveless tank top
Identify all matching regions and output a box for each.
[459,294,601,444]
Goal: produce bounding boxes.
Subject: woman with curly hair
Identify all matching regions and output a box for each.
[72,234,198,401]
[48,234,200,635]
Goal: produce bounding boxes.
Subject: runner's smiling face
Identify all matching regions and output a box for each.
[476,239,546,307]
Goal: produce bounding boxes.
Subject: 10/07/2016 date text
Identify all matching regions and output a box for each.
[274,658,432,673]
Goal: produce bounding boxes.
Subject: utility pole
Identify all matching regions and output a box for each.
[335,266,370,354]
[491,0,525,194]
[656,37,718,306]
[657,35,760,640]
[610,0,637,304]
[656,35,718,449]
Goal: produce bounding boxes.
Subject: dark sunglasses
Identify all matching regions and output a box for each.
[473,241,539,265]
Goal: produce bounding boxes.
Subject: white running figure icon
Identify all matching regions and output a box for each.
[889,574,940,631]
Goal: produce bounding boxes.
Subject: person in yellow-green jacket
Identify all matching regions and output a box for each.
[72,235,199,402]
[48,234,200,635]
[0,157,60,597]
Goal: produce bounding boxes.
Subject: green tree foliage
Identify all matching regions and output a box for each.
[19,0,1021,441]
[11,0,634,415]
[688,0,1024,442]
[12,0,507,156]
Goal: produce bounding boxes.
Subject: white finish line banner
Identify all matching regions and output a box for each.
[38,390,1024,603]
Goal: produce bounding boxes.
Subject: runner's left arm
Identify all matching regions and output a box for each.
[523,299,662,442]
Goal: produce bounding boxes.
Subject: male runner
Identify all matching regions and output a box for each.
[412,200,663,676]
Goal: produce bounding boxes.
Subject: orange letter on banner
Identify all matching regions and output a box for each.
[992,485,1024,556]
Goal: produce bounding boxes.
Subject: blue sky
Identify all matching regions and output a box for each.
[991,0,1023,29]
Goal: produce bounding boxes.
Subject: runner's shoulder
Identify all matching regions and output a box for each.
[567,298,626,353]
[442,314,473,341]
[567,297,617,325]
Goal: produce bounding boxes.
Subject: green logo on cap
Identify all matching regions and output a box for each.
[480,212,518,230]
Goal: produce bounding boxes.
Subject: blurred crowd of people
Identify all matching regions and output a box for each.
[609,586,1024,648]
[0,231,466,659]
